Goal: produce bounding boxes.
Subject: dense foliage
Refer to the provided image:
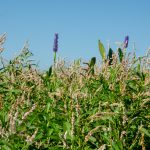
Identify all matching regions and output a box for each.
[0,34,150,149]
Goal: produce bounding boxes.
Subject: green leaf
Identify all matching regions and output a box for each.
[48,66,52,77]
[89,57,96,68]
[112,141,120,150]
[98,40,106,60]
[107,48,114,65]
[0,112,8,127]
[63,121,71,132]
[46,102,51,113]
[139,127,150,137]
[89,136,97,143]
[118,48,123,62]
[89,57,96,75]
[0,140,14,150]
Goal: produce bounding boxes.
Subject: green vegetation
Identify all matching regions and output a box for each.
[0,34,150,149]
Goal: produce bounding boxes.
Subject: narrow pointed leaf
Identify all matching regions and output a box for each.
[98,40,106,60]
[89,57,96,68]
[118,48,123,62]
[107,48,114,65]
[48,66,52,77]
[89,57,96,75]
[139,127,150,137]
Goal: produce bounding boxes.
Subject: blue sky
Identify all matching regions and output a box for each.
[0,0,150,69]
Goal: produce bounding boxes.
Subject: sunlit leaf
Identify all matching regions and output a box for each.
[98,40,106,61]
[139,127,150,137]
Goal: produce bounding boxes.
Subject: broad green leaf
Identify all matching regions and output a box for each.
[98,40,106,60]
[48,66,52,77]
[0,140,14,150]
[118,48,123,62]
[63,121,71,132]
[112,141,120,150]
[89,136,97,143]
[89,57,96,75]
[46,102,51,113]
[89,57,96,68]
[139,127,150,137]
[107,48,114,65]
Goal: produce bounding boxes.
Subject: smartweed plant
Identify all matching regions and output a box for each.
[0,33,149,149]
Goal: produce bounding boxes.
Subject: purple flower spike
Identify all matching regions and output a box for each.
[124,36,129,48]
[53,33,58,52]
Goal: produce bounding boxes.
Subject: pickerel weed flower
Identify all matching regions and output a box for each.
[53,33,58,52]
[124,36,129,48]
[53,33,58,64]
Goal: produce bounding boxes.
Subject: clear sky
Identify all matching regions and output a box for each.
[0,0,150,69]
